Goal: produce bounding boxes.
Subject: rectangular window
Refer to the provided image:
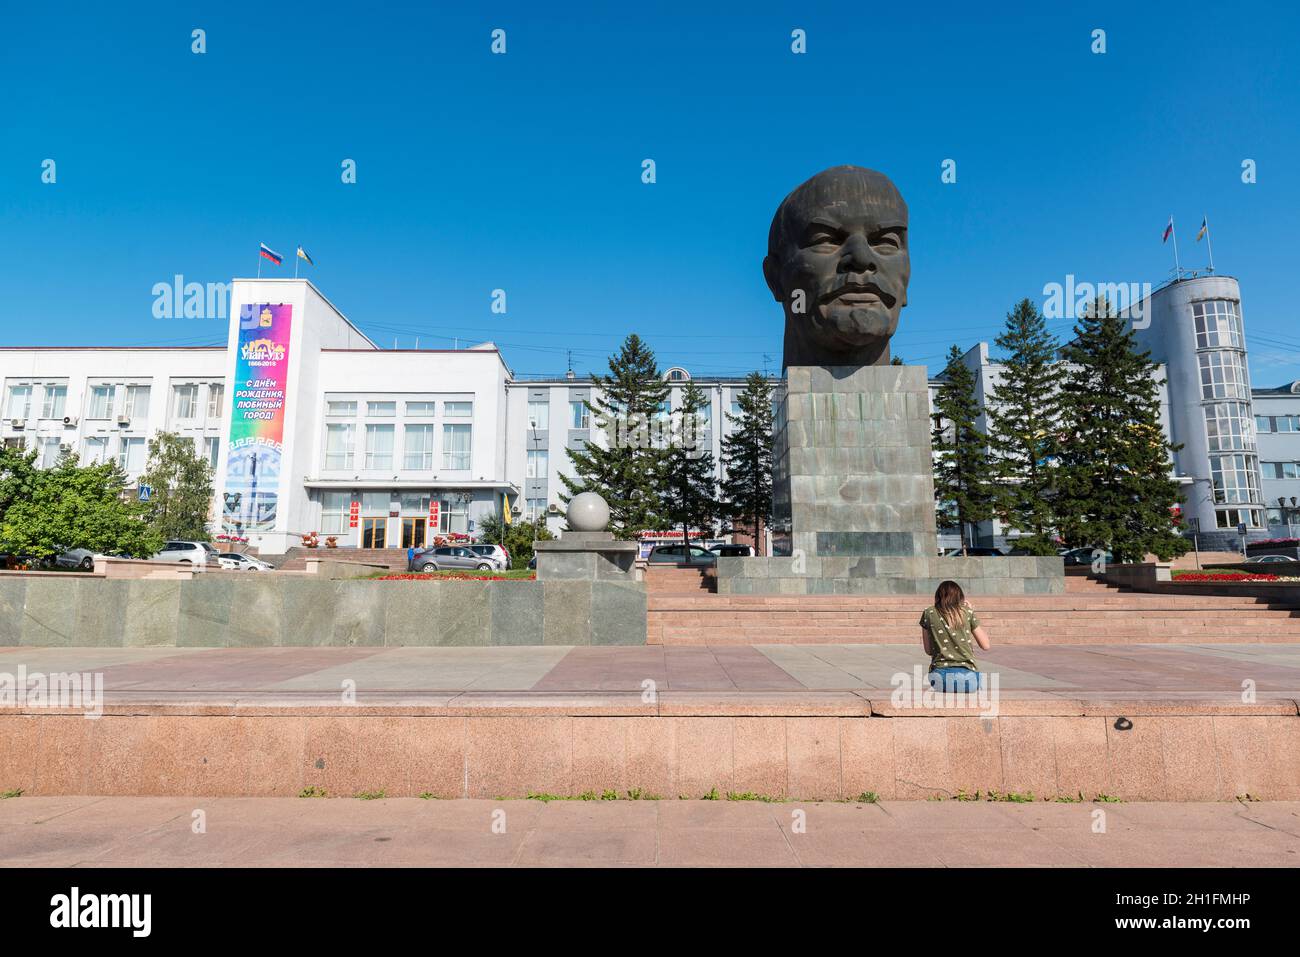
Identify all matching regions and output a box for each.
[438,497,469,534]
[1209,452,1262,505]
[1198,351,1249,400]
[84,436,109,464]
[171,384,197,420]
[399,492,431,513]
[365,424,395,470]
[6,384,32,419]
[324,423,355,470]
[320,491,350,534]
[527,400,549,430]
[117,437,146,473]
[124,384,151,419]
[569,400,590,430]
[442,423,471,469]
[444,401,472,418]
[405,401,436,416]
[38,437,61,468]
[41,385,67,420]
[361,491,390,513]
[730,400,743,420]
[207,384,224,419]
[326,400,357,417]
[527,448,549,478]
[87,385,114,419]
[1203,402,1256,452]
[526,497,546,522]
[1193,300,1244,350]
[1256,416,1273,433]
[204,437,220,469]
[403,424,435,470]
[367,400,396,417]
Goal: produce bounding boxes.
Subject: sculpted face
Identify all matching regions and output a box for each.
[764,166,910,368]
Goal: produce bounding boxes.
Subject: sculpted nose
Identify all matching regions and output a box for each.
[839,235,876,274]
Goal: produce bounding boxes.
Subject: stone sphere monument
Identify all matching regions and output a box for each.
[567,492,610,532]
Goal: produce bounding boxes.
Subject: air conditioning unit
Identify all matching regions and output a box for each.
[9,418,25,430]
[59,443,73,453]
[116,415,131,427]
[511,506,523,516]
[547,503,561,515]
[62,415,78,428]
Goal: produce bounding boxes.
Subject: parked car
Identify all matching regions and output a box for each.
[710,544,754,558]
[467,543,511,569]
[943,547,1006,557]
[647,543,717,566]
[408,545,497,572]
[217,552,274,572]
[1059,547,1114,566]
[153,541,219,568]
[1244,554,1299,564]
[54,547,100,570]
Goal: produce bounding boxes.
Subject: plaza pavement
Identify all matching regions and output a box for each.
[1,796,1297,867]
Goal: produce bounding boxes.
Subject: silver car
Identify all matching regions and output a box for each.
[409,546,496,572]
[217,552,274,572]
[153,541,218,568]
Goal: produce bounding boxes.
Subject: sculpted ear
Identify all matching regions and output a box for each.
[762,255,784,302]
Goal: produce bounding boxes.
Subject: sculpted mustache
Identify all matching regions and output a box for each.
[819,281,897,307]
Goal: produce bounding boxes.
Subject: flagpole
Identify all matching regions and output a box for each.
[1170,217,1182,278]
[1204,215,1215,273]
[257,251,262,279]
[295,245,300,279]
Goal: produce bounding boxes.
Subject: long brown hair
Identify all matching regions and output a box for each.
[934,580,966,629]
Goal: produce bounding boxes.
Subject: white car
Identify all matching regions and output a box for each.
[467,544,511,569]
[217,552,274,572]
[153,541,218,568]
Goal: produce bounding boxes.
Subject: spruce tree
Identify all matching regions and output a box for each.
[932,345,997,553]
[1055,298,1189,563]
[719,371,774,553]
[984,298,1062,554]
[559,334,672,539]
[661,380,721,549]
[141,431,214,541]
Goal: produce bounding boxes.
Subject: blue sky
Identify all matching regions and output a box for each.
[3,1,1299,382]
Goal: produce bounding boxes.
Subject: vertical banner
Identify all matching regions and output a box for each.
[222,303,293,534]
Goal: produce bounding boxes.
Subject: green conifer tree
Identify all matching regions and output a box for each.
[932,345,998,553]
[719,371,774,553]
[661,380,721,549]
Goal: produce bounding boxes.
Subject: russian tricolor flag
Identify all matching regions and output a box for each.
[1161,218,1174,244]
[259,243,283,265]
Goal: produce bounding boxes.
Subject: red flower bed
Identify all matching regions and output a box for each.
[1175,572,1281,582]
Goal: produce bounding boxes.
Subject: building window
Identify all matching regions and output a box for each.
[6,384,32,420]
[365,424,395,470]
[207,384,225,419]
[1,437,24,451]
[1193,300,1244,350]
[527,400,549,430]
[527,448,549,478]
[1276,415,1300,433]
[1198,351,1249,400]
[569,400,590,430]
[730,399,743,420]
[1256,415,1273,433]
[1263,462,1300,480]
[320,491,350,534]
[38,437,61,468]
[171,384,197,420]
[1210,452,1261,505]
[84,436,109,464]
[438,497,470,534]
[324,423,355,470]
[326,400,357,417]
[400,492,431,514]
[367,400,396,417]
[443,424,471,470]
[405,401,436,416]
[444,401,472,418]
[1216,507,1264,529]
[526,497,547,522]
[41,385,67,420]
[204,437,220,469]
[117,437,146,473]
[403,424,435,470]
[1204,402,1256,452]
[124,384,151,420]
[87,385,115,419]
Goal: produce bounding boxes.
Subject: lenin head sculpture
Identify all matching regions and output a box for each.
[763,166,910,369]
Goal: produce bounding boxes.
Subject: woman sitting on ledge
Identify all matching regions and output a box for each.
[919,580,991,693]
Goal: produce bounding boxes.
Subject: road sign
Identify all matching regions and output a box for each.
[138,484,153,502]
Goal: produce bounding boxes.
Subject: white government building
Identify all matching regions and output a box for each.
[5,274,1297,556]
[0,279,759,556]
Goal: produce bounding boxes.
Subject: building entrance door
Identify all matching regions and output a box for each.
[361,516,387,548]
[401,517,426,549]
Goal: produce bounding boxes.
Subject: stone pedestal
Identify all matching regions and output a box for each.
[534,531,640,581]
[773,365,937,558]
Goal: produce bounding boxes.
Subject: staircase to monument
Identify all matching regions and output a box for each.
[647,574,1300,644]
[643,564,717,594]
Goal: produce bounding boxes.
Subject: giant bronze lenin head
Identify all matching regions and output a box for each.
[763,166,910,369]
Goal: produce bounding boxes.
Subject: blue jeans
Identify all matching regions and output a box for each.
[929,668,983,693]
